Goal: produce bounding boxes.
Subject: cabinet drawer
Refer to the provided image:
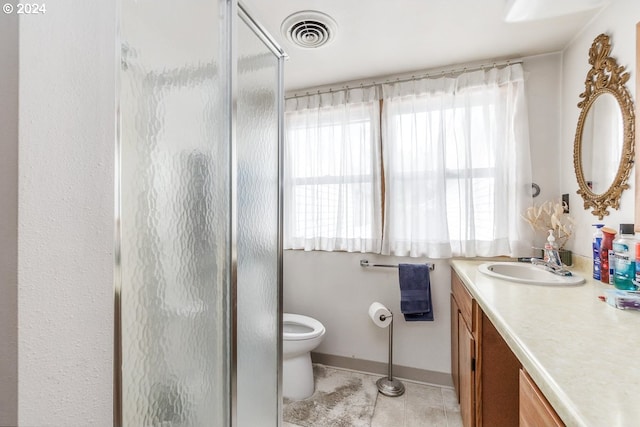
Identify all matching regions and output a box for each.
[519,369,564,427]
[451,269,474,329]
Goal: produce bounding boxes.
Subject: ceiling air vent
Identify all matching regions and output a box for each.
[281,11,338,49]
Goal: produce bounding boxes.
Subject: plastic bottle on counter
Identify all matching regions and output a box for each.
[593,224,604,280]
[609,249,616,285]
[600,227,617,284]
[613,224,637,291]
[636,240,640,288]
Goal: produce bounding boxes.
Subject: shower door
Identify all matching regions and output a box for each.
[236,7,284,426]
[117,0,284,425]
[118,0,232,424]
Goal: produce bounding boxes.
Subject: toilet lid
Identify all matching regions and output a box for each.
[283,313,325,341]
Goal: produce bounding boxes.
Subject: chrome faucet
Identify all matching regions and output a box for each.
[530,248,572,276]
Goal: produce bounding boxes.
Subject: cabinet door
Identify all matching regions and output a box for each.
[459,313,475,427]
[479,311,520,426]
[519,370,564,427]
[451,294,460,401]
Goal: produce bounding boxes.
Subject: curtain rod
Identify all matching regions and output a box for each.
[286,58,523,99]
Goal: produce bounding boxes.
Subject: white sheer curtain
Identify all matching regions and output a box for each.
[283,87,383,252]
[381,64,533,258]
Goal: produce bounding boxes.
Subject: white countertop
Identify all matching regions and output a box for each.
[450,258,640,427]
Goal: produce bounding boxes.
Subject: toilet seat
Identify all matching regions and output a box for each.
[283,313,325,341]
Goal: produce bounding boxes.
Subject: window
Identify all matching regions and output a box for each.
[284,64,533,258]
[382,65,533,258]
[283,88,382,252]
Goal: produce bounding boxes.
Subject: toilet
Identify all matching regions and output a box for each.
[282,313,326,400]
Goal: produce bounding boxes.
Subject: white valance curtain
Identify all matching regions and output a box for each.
[283,87,383,252]
[381,64,533,258]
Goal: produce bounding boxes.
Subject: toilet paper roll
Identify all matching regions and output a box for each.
[368,302,392,328]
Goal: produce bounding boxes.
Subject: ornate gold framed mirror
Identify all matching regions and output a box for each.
[634,22,640,233]
[574,33,635,219]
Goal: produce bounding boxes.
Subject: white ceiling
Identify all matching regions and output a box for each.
[241,0,606,92]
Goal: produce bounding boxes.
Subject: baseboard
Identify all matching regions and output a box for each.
[311,352,453,388]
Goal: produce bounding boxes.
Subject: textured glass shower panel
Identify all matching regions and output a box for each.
[236,18,280,427]
[119,0,230,425]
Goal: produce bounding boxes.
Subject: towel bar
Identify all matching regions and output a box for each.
[360,259,435,271]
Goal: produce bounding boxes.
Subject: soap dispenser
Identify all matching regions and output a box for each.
[544,230,561,265]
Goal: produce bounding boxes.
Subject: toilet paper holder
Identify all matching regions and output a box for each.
[376,310,405,397]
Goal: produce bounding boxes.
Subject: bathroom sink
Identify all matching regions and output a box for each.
[478,262,585,286]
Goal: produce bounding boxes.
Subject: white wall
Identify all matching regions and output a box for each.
[527,53,563,208]
[18,2,116,425]
[0,12,18,427]
[562,0,640,257]
[283,53,564,378]
[285,251,454,375]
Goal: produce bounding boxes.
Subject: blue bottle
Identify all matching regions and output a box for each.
[593,224,604,280]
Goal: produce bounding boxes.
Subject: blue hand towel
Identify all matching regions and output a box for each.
[398,263,433,321]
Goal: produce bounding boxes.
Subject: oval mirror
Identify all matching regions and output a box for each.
[573,33,635,219]
[579,91,624,195]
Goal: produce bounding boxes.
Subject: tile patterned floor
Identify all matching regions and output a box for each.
[283,366,462,427]
[371,380,462,427]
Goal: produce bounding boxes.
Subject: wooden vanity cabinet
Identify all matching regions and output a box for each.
[451,271,476,427]
[451,268,520,427]
[519,369,564,427]
[451,295,459,396]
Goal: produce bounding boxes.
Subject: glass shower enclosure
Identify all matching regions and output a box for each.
[116,1,285,425]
